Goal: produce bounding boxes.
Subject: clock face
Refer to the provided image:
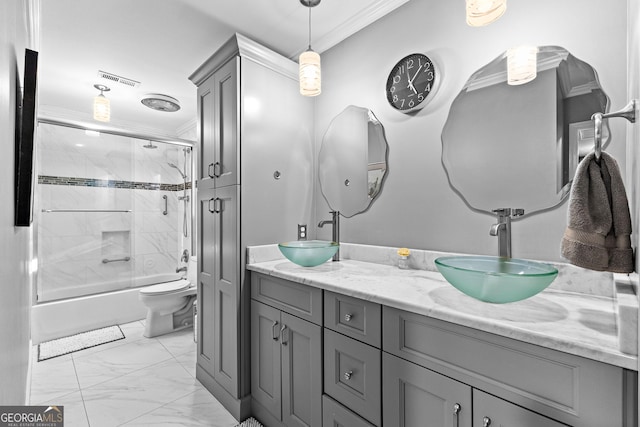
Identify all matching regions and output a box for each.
[386,53,437,113]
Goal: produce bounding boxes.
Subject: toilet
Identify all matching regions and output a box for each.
[139,256,197,338]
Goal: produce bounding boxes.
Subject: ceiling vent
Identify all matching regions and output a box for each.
[97,70,141,88]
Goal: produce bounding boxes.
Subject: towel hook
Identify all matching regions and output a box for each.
[591,99,637,163]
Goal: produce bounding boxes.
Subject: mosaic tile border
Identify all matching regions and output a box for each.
[38,175,192,192]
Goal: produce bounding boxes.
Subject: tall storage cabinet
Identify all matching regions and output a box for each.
[190,33,314,420]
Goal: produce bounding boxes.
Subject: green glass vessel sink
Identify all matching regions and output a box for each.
[278,240,339,267]
[434,256,558,304]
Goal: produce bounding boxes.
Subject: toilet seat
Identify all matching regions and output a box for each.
[140,279,191,296]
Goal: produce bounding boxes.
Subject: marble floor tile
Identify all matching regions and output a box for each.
[45,391,89,427]
[73,338,173,389]
[29,354,80,404]
[29,323,234,426]
[81,358,201,427]
[121,387,238,426]
[156,327,196,357]
[175,348,197,377]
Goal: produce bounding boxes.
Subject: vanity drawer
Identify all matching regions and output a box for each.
[251,272,322,325]
[324,291,381,347]
[324,329,381,426]
[322,395,375,427]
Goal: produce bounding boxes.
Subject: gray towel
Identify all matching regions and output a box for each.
[561,152,634,273]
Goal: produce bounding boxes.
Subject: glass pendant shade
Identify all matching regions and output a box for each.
[93,94,110,122]
[507,46,538,85]
[466,0,507,26]
[299,49,321,96]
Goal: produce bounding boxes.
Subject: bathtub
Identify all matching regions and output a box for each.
[31,273,183,344]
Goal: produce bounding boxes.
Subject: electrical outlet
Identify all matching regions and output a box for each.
[298,224,307,240]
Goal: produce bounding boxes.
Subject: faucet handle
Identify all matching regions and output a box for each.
[492,208,511,216]
[512,208,525,217]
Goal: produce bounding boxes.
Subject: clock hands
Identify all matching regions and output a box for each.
[406,64,423,95]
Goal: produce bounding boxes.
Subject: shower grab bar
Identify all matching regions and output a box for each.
[42,209,132,213]
[102,256,131,264]
[592,99,637,163]
[162,195,168,215]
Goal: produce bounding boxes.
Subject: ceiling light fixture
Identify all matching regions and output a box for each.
[466,0,507,27]
[507,45,538,85]
[141,93,181,112]
[299,0,321,97]
[93,84,111,122]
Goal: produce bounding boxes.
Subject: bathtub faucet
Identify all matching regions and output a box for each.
[176,266,187,273]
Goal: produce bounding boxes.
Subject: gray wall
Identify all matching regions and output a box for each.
[0,0,34,404]
[314,0,628,263]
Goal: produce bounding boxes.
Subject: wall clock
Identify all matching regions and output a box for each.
[386,53,437,113]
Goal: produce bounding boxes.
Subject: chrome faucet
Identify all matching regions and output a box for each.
[318,210,340,261]
[176,266,187,273]
[489,208,524,258]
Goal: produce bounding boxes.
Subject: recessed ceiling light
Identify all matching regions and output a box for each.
[140,93,181,112]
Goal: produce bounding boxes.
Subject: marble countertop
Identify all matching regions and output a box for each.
[247,245,638,371]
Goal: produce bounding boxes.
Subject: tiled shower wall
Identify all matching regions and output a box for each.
[35,123,192,302]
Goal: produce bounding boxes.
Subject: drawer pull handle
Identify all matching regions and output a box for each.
[207,163,215,178]
[482,416,491,427]
[453,403,461,427]
[280,325,288,346]
[344,313,352,322]
[343,370,353,381]
[272,321,279,341]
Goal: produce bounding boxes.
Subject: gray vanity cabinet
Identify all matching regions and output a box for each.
[383,306,635,426]
[191,33,313,420]
[196,55,238,188]
[382,352,472,427]
[250,273,323,427]
[196,184,239,394]
[323,292,382,427]
[473,389,567,427]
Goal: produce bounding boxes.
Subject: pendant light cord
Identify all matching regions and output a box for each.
[307,5,312,50]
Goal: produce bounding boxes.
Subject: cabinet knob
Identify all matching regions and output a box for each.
[344,313,352,322]
[482,416,491,427]
[343,370,353,381]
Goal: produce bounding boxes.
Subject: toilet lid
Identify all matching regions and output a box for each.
[140,279,191,296]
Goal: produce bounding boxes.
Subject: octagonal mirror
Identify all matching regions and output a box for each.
[319,106,389,218]
[441,46,609,216]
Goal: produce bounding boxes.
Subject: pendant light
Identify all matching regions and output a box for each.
[507,46,538,85]
[299,0,321,97]
[93,84,111,122]
[466,0,507,27]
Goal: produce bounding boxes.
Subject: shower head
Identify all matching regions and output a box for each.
[168,162,187,179]
[143,141,157,149]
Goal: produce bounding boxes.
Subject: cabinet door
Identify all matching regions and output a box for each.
[213,58,238,187]
[197,185,216,375]
[473,390,568,427]
[251,301,282,420]
[197,75,215,183]
[212,184,239,396]
[383,353,472,427]
[281,312,322,427]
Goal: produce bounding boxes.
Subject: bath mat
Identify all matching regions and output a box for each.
[38,325,125,361]
[234,417,263,427]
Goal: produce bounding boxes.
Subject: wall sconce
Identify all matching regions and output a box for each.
[507,46,538,85]
[466,0,507,27]
[299,0,321,97]
[93,84,111,122]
